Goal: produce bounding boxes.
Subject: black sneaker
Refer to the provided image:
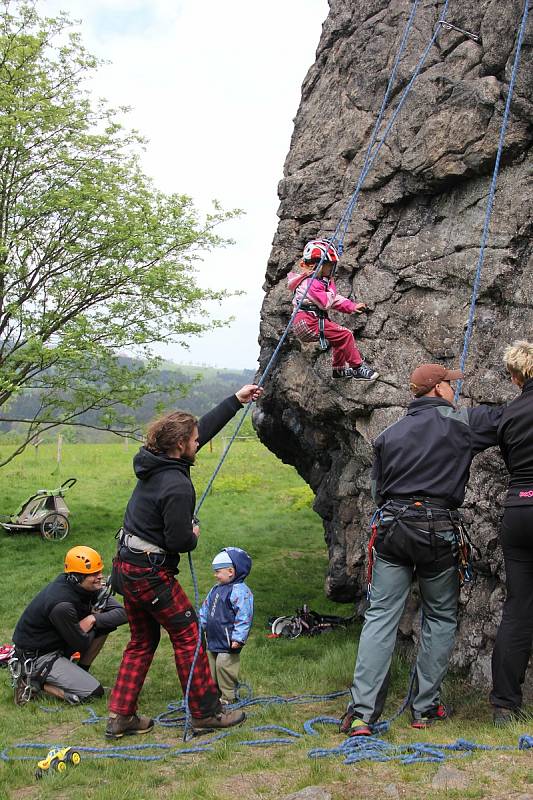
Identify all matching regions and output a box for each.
[332,367,355,379]
[492,707,524,727]
[63,692,81,705]
[352,363,379,382]
[411,703,451,729]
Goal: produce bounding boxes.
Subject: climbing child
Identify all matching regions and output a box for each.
[287,238,379,381]
[199,547,254,704]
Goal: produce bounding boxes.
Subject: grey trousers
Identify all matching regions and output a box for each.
[350,555,459,723]
[33,653,102,698]
[207,651,241,703]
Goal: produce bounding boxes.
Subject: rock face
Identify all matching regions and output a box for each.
[255,0,532,687]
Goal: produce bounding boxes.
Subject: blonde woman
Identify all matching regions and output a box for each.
[490,340,533,726]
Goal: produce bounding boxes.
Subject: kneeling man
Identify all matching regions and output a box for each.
[12,545,126,705]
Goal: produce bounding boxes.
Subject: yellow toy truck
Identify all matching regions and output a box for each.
[35,746,81,778]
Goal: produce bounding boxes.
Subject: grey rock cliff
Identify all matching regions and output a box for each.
[255,0,532,687]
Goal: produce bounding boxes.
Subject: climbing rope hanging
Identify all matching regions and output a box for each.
[454,0,529,402]
[332,0,451,252]
[181,0,477,740]
[184,0,529,739]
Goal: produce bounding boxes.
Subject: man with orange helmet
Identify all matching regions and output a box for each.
[11,545,127,706]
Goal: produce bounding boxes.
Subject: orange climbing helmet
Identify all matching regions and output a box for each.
[302,238,339,266]
[64,546,103,575]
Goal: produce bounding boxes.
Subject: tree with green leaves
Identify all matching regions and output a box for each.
[0,1,240,466]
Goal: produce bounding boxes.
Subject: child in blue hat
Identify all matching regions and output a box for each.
[199,548,254,704]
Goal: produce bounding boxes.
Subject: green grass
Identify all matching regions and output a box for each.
[0,435,532,799]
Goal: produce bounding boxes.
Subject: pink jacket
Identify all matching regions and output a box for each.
[287,270,357,314]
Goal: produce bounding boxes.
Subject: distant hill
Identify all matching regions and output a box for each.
[0,362,257,442]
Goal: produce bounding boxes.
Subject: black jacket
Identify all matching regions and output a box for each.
[371,397,504,509]
[122,394,242,558]
[12,573,127,656]
[497,378,533,506]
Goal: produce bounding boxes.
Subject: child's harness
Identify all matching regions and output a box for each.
[299,303,329,351]
[366,497,476,598]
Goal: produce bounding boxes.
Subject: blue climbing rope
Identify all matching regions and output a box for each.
[332,0,422,252]
[308,731,533,766]
[4,731,533,766]
[332,0,451,252]
[454,0,529,402]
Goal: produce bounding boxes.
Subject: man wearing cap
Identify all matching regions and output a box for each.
[343,363,504,736]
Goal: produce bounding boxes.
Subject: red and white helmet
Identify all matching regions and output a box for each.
[302,238,339,265]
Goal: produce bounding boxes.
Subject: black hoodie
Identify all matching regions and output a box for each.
[122,394,242,558]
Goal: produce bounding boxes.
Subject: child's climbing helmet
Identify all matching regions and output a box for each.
[302,239,339,265]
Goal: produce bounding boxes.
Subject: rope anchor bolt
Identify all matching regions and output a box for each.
[439,21,480,42]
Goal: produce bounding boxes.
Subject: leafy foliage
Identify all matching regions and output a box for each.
[0,1,241,465]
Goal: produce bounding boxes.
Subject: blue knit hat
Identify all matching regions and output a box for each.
[212,550,234,570]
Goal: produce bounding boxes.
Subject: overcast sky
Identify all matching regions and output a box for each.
[44,0,329,370]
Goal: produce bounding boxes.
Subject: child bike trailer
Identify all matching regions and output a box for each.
[0,478,77,541]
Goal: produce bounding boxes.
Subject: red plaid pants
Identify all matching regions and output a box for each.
[108,562,220,718]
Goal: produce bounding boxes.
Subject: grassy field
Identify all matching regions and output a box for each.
[0,432,532,799]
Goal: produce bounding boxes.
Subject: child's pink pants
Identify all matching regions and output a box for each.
[293,311,362,368]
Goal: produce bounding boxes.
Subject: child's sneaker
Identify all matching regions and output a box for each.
[332,367,355,379]
[352,363,379,382]
[411,703,451,729]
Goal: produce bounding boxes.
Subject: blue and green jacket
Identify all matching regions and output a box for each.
[199,548,254,653]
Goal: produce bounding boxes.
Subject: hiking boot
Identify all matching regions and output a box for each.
[192,707,245,732]
[492,707,524,727]
[352,363,379,382]
[411,703,451,729]
[105,712,154,739]
[332,367,356,379]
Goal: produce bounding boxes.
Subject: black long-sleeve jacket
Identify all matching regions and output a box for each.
[497,378,533,506]
[122,394,242,558]
[371,397,504,509]
[13,573,127,656]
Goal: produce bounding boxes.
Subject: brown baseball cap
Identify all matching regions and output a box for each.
[409,363,464,397]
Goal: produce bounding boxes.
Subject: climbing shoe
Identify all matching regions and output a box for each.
[351,363,379,382]
[105,712,154,739]
[339,707,355,734]
[192,707,245,732]
[492,707,524,727]
[411,703,451,729]
[347,718,373,737]
[340,708,372,736]
[332,367,356,379]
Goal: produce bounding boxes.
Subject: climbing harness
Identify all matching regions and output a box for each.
[8,650,61,706]
[269,605,355,639]
[297,303,329,351]
[365,498,475,600]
